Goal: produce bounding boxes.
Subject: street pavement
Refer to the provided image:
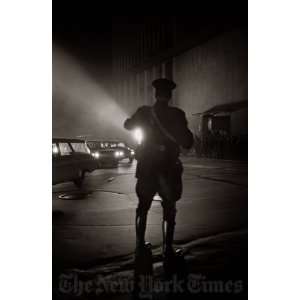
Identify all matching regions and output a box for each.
[53,156,248,299]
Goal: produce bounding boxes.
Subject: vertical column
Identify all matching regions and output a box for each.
[148,68,153,105]
[151,66,157,104]
[136,73,140,108]
[144,70,148,105]
[165,59,173,80]
[162,63,166,78]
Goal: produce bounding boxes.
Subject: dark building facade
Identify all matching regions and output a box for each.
[112,16,248,158]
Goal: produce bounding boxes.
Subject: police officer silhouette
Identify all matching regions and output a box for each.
[124,78,194,263]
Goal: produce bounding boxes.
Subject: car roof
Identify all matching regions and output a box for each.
[87,140,125,143]
[53,138,86,143]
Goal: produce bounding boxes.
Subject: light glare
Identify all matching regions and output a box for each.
[133,128,143,145]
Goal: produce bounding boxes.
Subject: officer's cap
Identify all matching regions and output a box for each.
[152,78,177,92]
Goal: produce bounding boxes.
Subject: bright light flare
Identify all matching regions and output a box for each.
[133,128,143,145]
[114,151,124,158]
[92,152,100,159]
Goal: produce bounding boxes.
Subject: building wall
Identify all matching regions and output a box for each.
[112,22,248,137]
[173,29,248,135]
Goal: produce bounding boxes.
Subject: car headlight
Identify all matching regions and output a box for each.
[119,151,124,157]
[92,152,100,159]
[130,150,135,155]
[114,151,119,157]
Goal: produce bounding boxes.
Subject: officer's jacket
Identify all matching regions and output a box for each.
[124,102,193,175]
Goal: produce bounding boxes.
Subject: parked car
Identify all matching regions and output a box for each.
[87,140,135,167]
[52,138,98,188]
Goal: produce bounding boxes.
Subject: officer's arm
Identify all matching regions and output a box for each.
[177,111,194,149]
[124,107,144,130]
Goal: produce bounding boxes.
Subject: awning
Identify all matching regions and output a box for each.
[193,100,248,116]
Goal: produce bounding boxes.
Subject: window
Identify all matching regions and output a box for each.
[58,143,73,156]
[71,143,89,154]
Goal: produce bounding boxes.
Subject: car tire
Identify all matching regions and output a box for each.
[73,170,85,188]
[129,157,133,163]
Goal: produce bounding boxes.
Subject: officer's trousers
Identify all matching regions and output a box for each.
[135,162,183,226]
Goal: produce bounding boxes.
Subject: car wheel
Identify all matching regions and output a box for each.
[73,170,85,188]
[129,157,133,163]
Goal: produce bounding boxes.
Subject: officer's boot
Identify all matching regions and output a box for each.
[162,220,176,257]
[162,219,177,276]
[162,202,177,257]
[135,210,148,254]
